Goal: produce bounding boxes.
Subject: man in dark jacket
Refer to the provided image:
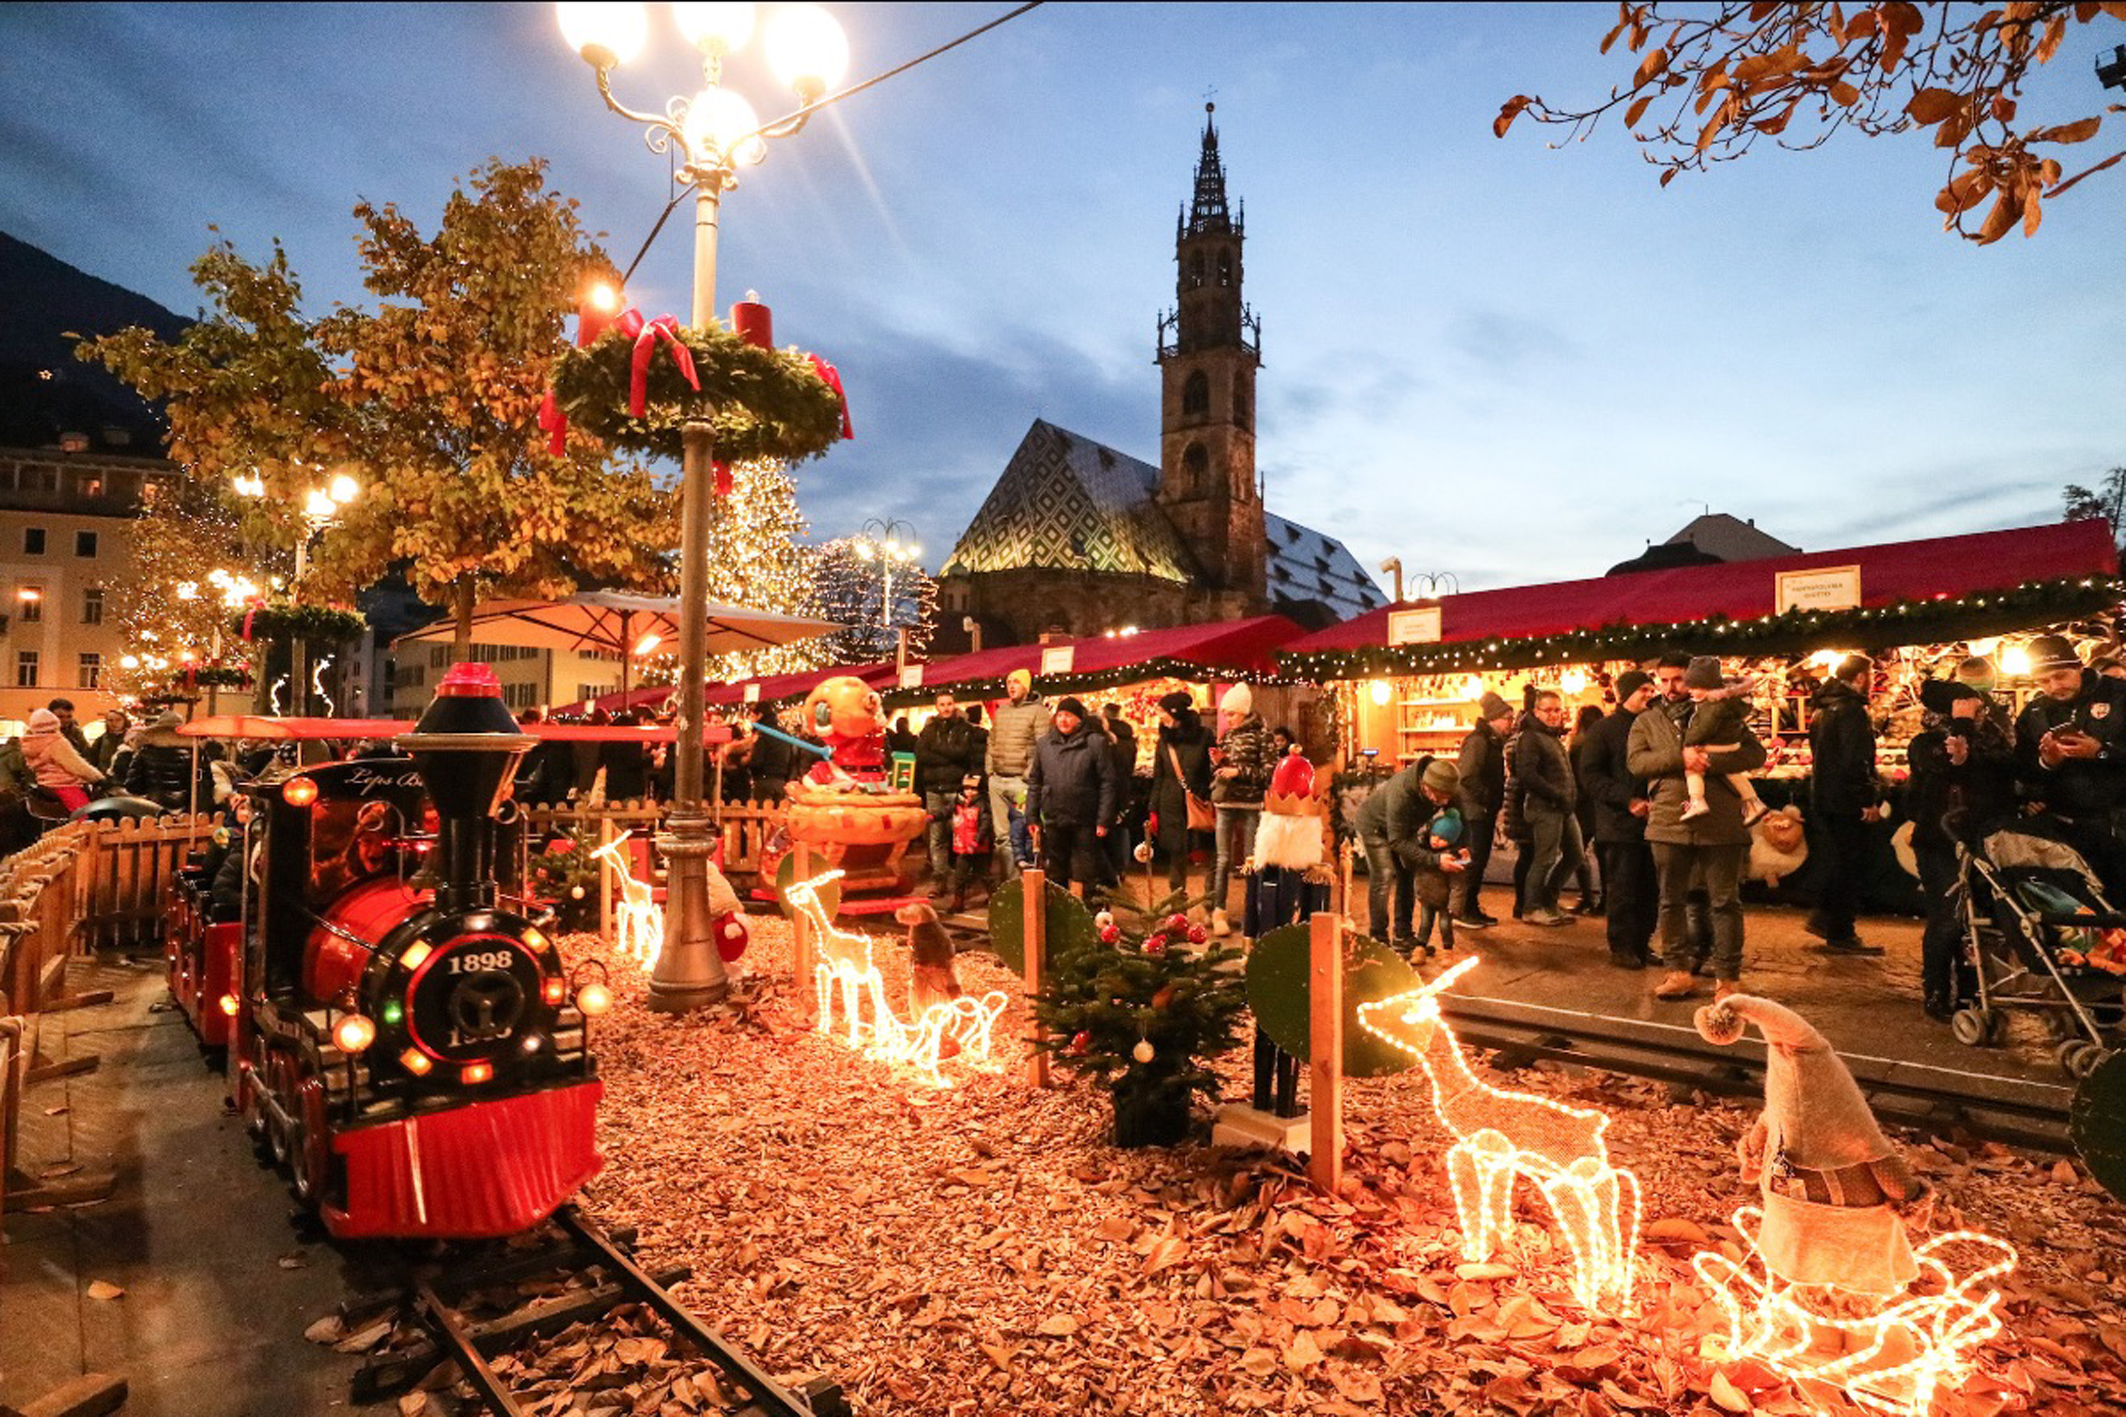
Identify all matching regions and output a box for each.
[742,703,800,803]
[1909,672,2017,1019]
[48,699,91,759]
[1451,691,1513,929]
[915,692,981,894]
[2015,634,2126,893]
[1355,756,1463,948]
[88,707,130,776]
[1627,682,1768,1001]
[1515,690,1581,926]
[1579,671,1658,968]
[1025,696,1117,896]
[125,709,211,812]
[1807,655,1884,953]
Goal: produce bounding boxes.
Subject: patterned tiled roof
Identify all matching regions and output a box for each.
[943,419,1387,623]
[1265,512,1388,623]
[943,420,1194,581]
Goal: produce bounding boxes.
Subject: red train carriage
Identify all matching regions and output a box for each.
[193,666,608,1238]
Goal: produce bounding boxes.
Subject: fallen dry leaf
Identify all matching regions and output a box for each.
[85,1280,124,1301]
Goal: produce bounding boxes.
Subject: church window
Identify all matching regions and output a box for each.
[1232,370,1250,424]
[1182,442,1209,493]
[1217,249,1233,286]
[1188,251,1205,289]
[1182,371,1209,418]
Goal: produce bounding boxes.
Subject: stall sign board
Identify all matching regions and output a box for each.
[1040,645,1075,676]
[898,664,924,690]
[741,682,761,704]
[1387,606,1443,645]
[1775,565,1862,615]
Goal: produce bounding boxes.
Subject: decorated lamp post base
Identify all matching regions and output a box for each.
[649,807,731,1011]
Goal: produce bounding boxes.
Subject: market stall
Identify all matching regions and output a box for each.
[1282,519,2125,911]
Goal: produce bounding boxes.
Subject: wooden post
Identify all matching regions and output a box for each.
[790,841,815,1023]
[597,815,615,943]
[1308,909,1343,1194]
[1022,867,1048,1088]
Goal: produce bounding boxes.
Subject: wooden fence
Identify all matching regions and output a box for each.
[1,813,209,1226]
[517,799,784,922]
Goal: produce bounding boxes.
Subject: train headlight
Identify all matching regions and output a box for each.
[282,776,319,808]
[542,977,567,1006]
[399,1048,433,1077]
[333,1013,376,1054]
[576,982,612,1017]
[218,993,240,1017]
[522,926,547,951]
[460,1061,494,1085]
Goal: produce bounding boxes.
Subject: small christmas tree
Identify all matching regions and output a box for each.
[1032,891,1249,1146]
[528,822,603,934]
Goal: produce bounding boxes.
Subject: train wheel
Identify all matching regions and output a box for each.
[1951,1008,1992,1047]
[290,1072,329,1205]
[2067,1043,2109,1082]
[265,1052,296,1166]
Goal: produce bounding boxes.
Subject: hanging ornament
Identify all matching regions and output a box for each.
[1151,986,1175,1010]
[1068,1030,1091,1057]
[1144,936,1167,956]
[1099,924,1121,945]
[1132,1039,1156,1064]
[1186,925,1208,945]
[1165,913,1190,934]
[1094,910,1115,931]
[570,886,586,899]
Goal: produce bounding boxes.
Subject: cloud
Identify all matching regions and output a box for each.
[1445,307,1579,377]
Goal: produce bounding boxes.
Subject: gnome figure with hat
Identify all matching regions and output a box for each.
[1695,992,1932,1295]
[1249,743,1327,875]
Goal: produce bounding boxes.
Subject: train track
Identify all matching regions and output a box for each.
[938,909,2077,1153]
[348,1208,848,1417]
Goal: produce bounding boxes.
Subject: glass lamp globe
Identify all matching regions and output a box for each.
[672,1,755,55]
[328,472,360,505]
[682,85,766,166]
[303,488,337,521]
[556,1,649,66]
[763,3,848,101]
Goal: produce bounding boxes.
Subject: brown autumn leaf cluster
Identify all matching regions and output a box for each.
[1496,1,2126,244]
[552,919,2126,1416]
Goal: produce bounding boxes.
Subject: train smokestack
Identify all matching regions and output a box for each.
[396,663,535,911]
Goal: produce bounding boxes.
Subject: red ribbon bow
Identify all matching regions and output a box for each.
[808,354,854,440]
[630,315,699,418]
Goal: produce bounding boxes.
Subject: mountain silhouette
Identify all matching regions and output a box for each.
[0,231,191,455]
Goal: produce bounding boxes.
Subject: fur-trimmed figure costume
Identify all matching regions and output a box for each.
[1696,994,1931,1295]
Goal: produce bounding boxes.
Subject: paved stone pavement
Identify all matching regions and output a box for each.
[1,956,366,1416]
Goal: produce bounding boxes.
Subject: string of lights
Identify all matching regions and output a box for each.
[1279,577,2126,680]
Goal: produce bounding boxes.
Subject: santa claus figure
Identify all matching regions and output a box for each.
[1250,744,1326,872]
[1696,994,1931,1294]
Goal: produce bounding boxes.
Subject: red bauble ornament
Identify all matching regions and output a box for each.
[1145,937,1168,955]
[1100,925,1121,945]
[1187,925,1208,944]
[1068,1030,1091,1056]
[1165,913,1189,933]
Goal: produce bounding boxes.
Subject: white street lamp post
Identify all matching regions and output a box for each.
[236,472,357,714]
[558,0,848,1012]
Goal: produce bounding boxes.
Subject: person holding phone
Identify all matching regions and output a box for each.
[2016,634,2126,893]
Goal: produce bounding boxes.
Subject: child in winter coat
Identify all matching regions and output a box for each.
[22,706,104,813]
[1411,804,1468,958]
[1680,656,1768,824]
[946,775,990,910]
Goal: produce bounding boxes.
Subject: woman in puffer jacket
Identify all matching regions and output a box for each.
[23,706,104,813]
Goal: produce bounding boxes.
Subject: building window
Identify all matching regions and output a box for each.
[16,650,38,688]
[17,588,42,623]
[82,587,103,625]
[399,664,426,690]
[1181,442,1209,494]
[1233,370,1250,425]
[24,465,57,491]
[1217,249,1233,287]
[504,682,539,709]
[23,528,44,555]
[75,530,97,557]
[78,653,101,689]
[430,645,448,668]
[1182,370,1209,418]
[577,684,606,705]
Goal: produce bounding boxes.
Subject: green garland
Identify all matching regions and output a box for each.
[1277,576,2126,680]
[238,602,369,644]
[550,321,846,465]
[880,657,1311,710]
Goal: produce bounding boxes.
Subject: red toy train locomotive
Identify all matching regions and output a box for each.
[166,664,608,1238]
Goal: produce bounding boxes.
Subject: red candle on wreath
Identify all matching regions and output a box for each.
[577,281,622,346]
[731,290,772,349]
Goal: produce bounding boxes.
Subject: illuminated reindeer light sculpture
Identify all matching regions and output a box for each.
[1358,957,1641,1312]
[784,870,1007,1084]
[591,831,664,968]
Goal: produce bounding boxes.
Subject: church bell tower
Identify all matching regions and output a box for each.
[1156,103,1266,605]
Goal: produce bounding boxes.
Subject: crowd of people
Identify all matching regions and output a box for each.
[0,698,238,852]
[1353,635,2126,1020]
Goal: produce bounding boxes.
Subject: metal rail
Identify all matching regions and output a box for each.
[355,1209,847,1417]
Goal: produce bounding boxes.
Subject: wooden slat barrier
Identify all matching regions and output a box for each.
[517,800,785,892]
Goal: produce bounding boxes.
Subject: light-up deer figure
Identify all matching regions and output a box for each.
[591,831,665,969]
[783,870,1007,1085]
[1357,957,1641,1313]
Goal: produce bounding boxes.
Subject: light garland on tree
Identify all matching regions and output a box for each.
[1279,577,2126,681]
[700,456,831,683]
[1356,958,1641,1314]
[107,479,285,701]
[785,871,1008,1086]
[810,537,938,664]
[1693,1211,2017,1416]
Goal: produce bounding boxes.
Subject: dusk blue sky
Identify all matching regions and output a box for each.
[3,2,2120,594]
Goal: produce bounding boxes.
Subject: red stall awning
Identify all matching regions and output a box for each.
[889,615,1307,703]
[1281,520,2122,677]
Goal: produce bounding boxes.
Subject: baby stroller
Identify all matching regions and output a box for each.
[1955,815,2125,1079]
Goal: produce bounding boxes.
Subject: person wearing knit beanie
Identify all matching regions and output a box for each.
[1696,994,1928,1294]
[1207,681,1269,936]
[1219,682,1253,717]
[1451,691,1516,930]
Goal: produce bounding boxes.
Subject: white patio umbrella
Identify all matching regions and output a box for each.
[394,591,841,699]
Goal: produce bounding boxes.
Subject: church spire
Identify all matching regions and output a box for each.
[1186,103,1235,237]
